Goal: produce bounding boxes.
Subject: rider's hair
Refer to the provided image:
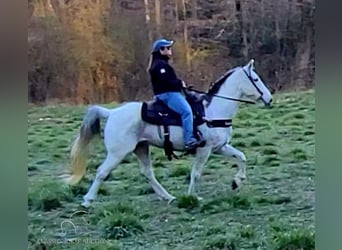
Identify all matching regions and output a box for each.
[146,51,160,72]
[146,54,153,72]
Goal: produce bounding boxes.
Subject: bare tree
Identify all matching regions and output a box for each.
[155,0,161,37]
[175,0,179,28]
[191,0,197,19]
[181,0,191,70]
[235,0,250,59]
[144,0,153,42]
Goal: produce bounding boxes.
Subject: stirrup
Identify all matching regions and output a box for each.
[183,139,206,155]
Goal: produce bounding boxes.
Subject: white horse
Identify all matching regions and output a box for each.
[65,59,273,207]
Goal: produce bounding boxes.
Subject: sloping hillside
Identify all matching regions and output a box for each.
[28,90,315,249]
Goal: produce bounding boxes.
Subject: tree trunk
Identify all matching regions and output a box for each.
[50,0,66,23]
[155,0,161,37]
[175,0,179,28]
[28,3,34,20]
[238,0,249,59]
[191,0,197,19]
[144,0,153,42]
[181,0,191,71]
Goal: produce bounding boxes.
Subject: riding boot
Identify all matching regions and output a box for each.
[184,137,206,151]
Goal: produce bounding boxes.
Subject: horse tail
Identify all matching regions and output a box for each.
[65,105,110,185]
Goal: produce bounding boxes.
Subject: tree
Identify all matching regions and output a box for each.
[181,0,191,71]
[191,0,197,19]
[155,0,162,37]
[144,0,153,42]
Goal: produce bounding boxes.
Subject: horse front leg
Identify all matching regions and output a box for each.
[215,143,247,190]
[188,147,212,199]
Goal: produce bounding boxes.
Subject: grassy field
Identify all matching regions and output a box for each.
[28,89,315,250]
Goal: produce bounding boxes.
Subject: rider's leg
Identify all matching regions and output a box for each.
[155,92,197,145]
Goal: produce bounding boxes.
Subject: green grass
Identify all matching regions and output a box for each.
[272,229,315,250]
[28,90,315,249]
[91,203,145,240]
[203,234,237,250]
[177,195,200,210]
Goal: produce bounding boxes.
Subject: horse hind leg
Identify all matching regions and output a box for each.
[134,141,175,202]
[82,137,137,207]
[82,154,116,206]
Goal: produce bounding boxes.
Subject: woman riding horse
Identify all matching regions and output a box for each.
[147,38,204,151]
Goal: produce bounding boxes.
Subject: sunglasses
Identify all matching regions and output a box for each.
[161,46,172,51]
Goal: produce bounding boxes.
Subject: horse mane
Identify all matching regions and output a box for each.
[206,67,240,104]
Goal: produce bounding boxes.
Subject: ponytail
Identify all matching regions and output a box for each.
[146,51,161,72]
[146,54,153,72]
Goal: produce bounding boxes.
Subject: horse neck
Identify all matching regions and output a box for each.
[205,74,242,119]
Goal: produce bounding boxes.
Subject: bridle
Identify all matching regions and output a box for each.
[189,66,265,105]
[241,67,265,103]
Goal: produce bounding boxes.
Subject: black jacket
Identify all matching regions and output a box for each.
[149,53,183,95]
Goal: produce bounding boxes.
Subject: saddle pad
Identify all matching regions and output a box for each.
[141,100,182,126]
[141,97,205,127]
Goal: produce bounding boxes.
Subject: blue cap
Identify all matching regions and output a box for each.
[152,39,174,52]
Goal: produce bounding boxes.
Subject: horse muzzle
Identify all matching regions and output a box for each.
[259,96,272,107]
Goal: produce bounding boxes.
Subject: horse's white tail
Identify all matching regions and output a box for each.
[65,105,110,185]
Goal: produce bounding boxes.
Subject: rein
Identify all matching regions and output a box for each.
[185,65,265,105]
[185,88,256,104]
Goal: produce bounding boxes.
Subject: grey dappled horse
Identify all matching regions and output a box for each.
[64,59,273,207]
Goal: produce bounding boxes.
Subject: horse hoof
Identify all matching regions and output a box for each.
[168,196,176,205]
[196,196,203,201]
[81,200,91,208]
[231,180,238,190]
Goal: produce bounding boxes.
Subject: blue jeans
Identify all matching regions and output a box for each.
[155,92,197,144]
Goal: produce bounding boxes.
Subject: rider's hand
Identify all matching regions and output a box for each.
[181,80,187,88]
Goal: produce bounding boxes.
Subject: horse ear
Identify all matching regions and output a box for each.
[248,59,255,70]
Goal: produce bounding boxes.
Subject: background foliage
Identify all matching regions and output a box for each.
[28,0,315,104]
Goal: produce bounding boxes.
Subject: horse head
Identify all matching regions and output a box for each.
[238,59,273,107]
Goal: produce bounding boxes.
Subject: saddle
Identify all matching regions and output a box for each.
[141,89,206,127]
[141,89,233,160]
[141,89,206,160]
